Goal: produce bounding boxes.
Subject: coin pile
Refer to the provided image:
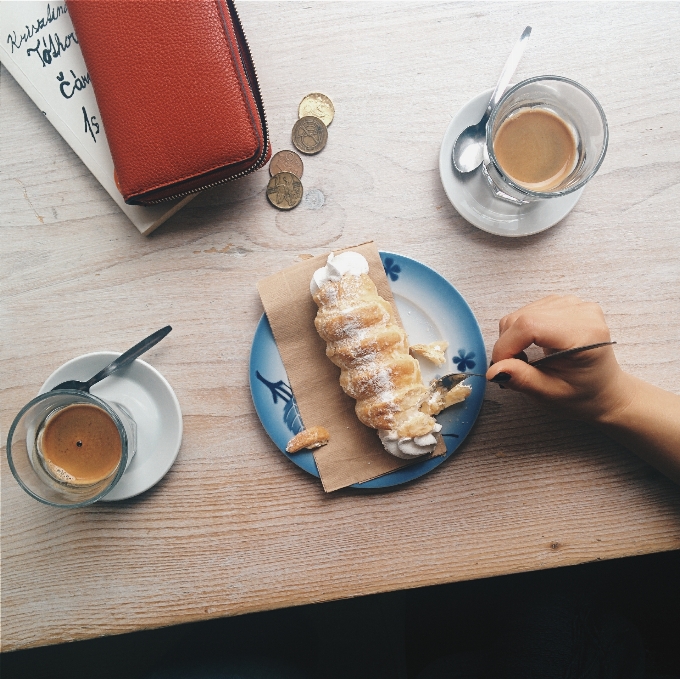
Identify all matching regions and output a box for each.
[266,93,334,211]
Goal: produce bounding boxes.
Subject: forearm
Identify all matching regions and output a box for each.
[595,373,680,484]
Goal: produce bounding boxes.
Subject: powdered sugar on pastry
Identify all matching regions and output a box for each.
[311,252,446,458]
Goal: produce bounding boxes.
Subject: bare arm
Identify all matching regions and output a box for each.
[487,295,680,484]
[595,374,680,485]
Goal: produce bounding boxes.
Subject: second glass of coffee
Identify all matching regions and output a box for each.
[6,390,137,507]
[482,76,608,205]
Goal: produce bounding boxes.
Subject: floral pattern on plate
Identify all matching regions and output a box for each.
[249,251,487,489]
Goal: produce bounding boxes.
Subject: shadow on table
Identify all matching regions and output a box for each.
[2,550,679,679]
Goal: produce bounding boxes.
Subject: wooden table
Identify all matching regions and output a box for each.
[2,1,679,652]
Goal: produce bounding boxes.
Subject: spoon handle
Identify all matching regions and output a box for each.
[85,325,172,389]
[528,341,616,367]
[486,26,532,117]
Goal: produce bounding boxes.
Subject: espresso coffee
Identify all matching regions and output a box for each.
[38,404,122,485]
[493,108,577,191]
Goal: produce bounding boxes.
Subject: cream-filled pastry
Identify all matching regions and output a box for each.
[311,251,469,459]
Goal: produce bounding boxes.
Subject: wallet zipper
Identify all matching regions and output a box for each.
[144,1,269,204]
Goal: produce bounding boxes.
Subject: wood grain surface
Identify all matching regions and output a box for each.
[2,1,679,652]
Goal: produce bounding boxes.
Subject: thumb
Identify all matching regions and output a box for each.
[487,358,568,400]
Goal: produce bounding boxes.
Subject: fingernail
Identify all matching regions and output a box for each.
[490,372,512,383]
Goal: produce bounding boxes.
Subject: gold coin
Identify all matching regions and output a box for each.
[269,150,304,179]
[298,92,335,126]
[292,116,328,155]
[266,172,303,210]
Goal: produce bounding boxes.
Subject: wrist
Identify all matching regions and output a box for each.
[592,371,638,427]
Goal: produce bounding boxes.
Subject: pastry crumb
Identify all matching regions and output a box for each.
[286,426,330,453]
[410,341,449,366]
[420,384,471,416]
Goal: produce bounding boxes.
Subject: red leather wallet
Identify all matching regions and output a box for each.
[67,0,270,205]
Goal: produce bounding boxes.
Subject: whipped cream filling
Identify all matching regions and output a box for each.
[310,251,369,295]
[379,423,442,459]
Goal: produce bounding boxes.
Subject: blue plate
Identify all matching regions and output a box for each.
[249,252,486,489]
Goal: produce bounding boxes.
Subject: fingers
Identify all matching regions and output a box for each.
[489,297,619,419]
[487,358,571,401]
[493,296,610,364]
[492,312,574,364]
[498,295,580,336]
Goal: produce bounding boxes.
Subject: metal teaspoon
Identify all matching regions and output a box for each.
[429,342,617,390]
[452,26,532,173]
[52,325,172,392]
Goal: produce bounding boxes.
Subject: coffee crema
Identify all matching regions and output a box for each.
[493,108,577,191]
[38,404,122,485]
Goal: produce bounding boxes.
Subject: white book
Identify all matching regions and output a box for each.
[0,1,194,235]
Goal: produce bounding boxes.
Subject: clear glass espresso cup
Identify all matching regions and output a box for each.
[482,75,608,205]
[6,390,137,507]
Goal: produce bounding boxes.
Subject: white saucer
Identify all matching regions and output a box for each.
[439,88,584,237]
[39,352,183,501]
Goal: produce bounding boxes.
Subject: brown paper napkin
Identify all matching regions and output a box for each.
[257,242,444,492]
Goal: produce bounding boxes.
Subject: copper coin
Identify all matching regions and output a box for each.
[298,93,335,126]
[266,172,303,210]
[292,116,328,155]
[269,150,304,179]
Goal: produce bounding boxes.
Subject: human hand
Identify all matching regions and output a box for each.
[487,295,632,422]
